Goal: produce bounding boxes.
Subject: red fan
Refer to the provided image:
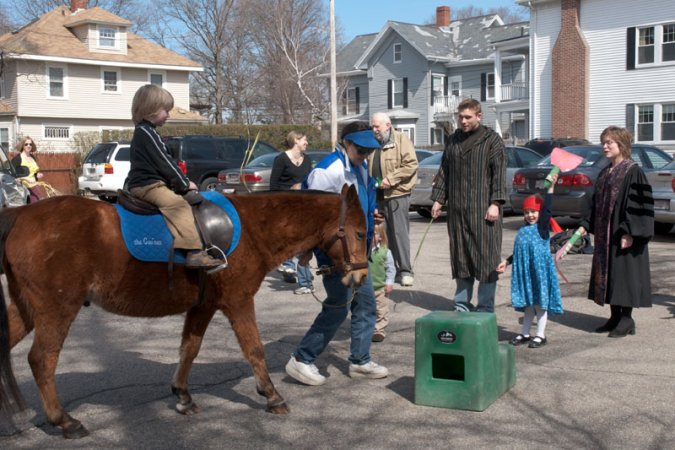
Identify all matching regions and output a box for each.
[544,147,585,188]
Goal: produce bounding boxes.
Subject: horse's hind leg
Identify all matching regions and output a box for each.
[28,311,89,439]
[223,301,289,414]
[171,306,216,415]
[7,302,34,348]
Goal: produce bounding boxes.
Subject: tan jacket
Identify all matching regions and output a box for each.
[368,130,418,199]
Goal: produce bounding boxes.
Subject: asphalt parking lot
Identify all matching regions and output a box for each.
[2,213,674,449]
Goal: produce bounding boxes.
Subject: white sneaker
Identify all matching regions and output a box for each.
[294,286,315,295]
[348,361,389,379]
[401,275,414,286]
[285,356,326,386]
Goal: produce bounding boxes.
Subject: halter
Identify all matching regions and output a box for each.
[316,190,369,277]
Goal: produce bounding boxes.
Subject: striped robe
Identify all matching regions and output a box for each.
[430,126,506,283]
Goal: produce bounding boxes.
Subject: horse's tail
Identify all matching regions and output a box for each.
[0,208,27,426]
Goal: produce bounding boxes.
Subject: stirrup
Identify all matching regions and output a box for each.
[205,245,228,275]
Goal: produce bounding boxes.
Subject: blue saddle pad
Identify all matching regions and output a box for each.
[114,191,241,264]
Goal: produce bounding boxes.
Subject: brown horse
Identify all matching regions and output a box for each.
[0,185,368,439]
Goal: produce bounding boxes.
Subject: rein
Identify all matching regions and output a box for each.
[316,190,369,277]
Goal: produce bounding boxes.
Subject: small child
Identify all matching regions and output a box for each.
[370,222,396,342]
[497,174,563,348]
[126,84,220,268]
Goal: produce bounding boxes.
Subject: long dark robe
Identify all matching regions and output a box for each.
[430,125,507,282]
[580,164,654,307]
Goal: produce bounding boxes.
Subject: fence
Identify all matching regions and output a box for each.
[10,152,81,195]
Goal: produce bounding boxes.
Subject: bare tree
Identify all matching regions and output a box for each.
[0,5,14,35]
[246,0,330,124]
[424,5,529,25]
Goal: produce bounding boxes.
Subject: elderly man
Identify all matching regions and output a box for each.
[370,112,418,287]
[430,98,506,313]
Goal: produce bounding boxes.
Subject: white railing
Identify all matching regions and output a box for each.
[500,81,529,101]
[433,95,460,115]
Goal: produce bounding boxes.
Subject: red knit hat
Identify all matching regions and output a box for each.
[523,195,543,211]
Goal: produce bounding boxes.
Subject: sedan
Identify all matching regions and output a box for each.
[216,151,331,193]
[510,144,673,219]
[415,149,438,163]
[410,145,542,218]
[646,158,675,234]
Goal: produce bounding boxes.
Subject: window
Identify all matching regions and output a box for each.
[103,70,119,92]
[450,80,461,97]
[99,27,117,48]
[662,104,675,140]
[431,127,443,146]
[343,87,359,115]
[48,66,65,97]
[393,43,402,63]
[389,78,407,108]
[395,125,414,144]
[481,72,495,101]
[431,74,444,106]
[638,27,655,64]
[0,128,8,153]
[629,23,675,68]
[637,105,654,141]
[149,73,164,86]
[44,126,70,139]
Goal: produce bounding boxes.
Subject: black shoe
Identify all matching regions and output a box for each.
[608,317,636,338]
[594,317,621,333]
[528,336,547,348]
[452,301,475,312]
[509,334,530,346]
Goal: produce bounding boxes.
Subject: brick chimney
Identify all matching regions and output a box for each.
[551,0,589,139]
[436,6,451,27]
[71,0,87,13]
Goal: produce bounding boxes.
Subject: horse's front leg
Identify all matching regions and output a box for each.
[171,306,216,415]
[223,299,289,414]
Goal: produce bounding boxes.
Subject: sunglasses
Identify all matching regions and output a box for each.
[24,142,34,147]
[355,145,375,155]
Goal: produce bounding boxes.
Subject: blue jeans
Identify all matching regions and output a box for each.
[297,262,313,288]
[294,272,376,365]
[453,277,497,313]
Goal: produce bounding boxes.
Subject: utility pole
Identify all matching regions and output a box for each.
[330,0,337,149]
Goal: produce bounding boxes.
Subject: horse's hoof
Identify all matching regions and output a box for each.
[176,401,200,415]
[267,402,290,415]
[62,421,89,439]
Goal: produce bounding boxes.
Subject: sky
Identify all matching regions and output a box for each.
[330,0,528,42]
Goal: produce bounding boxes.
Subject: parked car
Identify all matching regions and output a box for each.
[164,135,280,191]
[409,145,542,218]
[510,144,673,219]
[646,158,675,234]
[78,141,131,202]
[524,137,591,156]
[0,146,29,207]
[415,149,438,163]
[217,151,331,193]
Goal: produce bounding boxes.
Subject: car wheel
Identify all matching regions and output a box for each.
[654,222,673,235]
[200,177,218,192]
[416,208,432,218]
[98,195,117,203]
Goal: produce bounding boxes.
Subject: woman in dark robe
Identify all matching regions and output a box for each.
[577,126,654,337]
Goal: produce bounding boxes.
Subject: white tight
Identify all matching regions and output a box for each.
[521,306,548,338]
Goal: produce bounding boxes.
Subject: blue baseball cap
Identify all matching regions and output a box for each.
[343,130,381,149]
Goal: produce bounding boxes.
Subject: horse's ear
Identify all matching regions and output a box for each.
[342,183,357,202]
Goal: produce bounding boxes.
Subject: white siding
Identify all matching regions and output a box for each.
[584,0,675,146]
[529,1,560,139]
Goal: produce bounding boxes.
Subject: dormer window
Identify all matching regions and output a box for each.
[393,43,402,63]
[99,27,117,48]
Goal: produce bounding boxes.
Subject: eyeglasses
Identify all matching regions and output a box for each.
[24,142,34,147]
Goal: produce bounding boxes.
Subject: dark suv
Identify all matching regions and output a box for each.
[523,137,591,156]
[164,135,280,191]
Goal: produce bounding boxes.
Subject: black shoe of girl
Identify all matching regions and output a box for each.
[528,336,547,348]
[509,334,530,346]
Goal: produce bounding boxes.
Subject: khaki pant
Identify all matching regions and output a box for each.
[374,288,392,335]
[130,182,202,250]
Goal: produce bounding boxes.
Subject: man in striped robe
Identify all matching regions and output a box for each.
[430,98,507,312]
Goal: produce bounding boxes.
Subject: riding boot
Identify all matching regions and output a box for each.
[608,316,636,338]
[595,305,621,333]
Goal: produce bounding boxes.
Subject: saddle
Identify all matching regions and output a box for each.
[117,189,236,270]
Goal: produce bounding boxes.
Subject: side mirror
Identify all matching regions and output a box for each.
[14,165,29,177]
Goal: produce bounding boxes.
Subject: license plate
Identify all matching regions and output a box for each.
[226,173,240,184]
[654,199,670,210]
[535,179,546,189]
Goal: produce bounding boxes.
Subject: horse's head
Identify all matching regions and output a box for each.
[317,184,369,287]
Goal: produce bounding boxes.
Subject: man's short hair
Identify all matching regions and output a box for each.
[457,98,482,115]
[371,112,391,126]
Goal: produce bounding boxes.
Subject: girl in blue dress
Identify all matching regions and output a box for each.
[497,174,563,348]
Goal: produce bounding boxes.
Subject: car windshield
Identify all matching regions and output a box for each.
[536,146,604,167]
[245,153,279,168]
[661,158,675,170]
[420,151,443,166]
[84,143,116,164]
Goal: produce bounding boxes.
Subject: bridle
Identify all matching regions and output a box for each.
[316,190,368,277]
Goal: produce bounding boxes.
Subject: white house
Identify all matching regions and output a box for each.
[518,0,675,152]
[0,0,205,153]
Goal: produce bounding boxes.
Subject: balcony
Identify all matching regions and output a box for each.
[500,81,528,102]
[433,95,460,126]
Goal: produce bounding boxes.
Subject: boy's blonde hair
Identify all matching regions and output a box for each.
[374,222,388,247]
[131,84,174,125]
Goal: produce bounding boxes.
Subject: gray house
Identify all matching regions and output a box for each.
[336,6,530,147]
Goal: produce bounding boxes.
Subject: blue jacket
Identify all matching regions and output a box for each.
[304,147,376,266]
